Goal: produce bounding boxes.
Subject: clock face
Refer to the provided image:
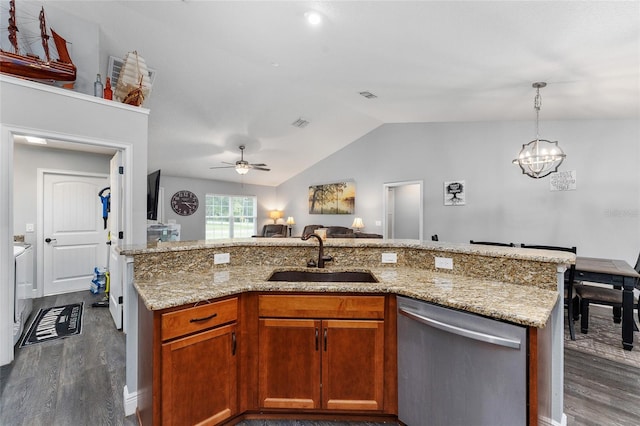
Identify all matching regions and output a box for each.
[171,190,199,216]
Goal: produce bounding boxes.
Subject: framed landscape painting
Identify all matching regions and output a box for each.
[308,181,355,214]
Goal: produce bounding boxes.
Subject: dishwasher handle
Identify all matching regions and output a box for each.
[399,307,521,349]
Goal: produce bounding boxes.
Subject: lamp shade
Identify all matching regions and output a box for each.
[286,216,295,225]
[351,217,364,230]
[269,210,283,222]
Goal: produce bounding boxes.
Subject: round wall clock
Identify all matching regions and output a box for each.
[171,190,199,216]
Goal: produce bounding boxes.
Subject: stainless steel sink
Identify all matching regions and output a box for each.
[267,270,378,283]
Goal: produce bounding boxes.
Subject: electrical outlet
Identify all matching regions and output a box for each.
[214,253,230,264]
[375,220,382,227]
[435,257,453,270]
[381,252,397,263]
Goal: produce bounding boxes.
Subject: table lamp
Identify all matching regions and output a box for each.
[286,216,295,237]
[352,217,364,233]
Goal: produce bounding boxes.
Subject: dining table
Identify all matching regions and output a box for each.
[575,256,640,350]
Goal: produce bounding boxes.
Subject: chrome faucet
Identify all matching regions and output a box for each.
[301,233,333,268]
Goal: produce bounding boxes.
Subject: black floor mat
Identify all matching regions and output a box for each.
[19,303,83,347]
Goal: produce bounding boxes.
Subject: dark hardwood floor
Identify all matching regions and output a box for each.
[0,291,137,426]
[1,292,638,425]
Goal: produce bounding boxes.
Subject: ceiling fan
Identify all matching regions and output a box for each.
[210,145,270,175]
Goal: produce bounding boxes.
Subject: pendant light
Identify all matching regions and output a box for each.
[513,82,566,179]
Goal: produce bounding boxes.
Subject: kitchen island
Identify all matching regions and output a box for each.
[123,238,571,425]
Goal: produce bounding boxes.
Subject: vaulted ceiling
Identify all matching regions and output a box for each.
[45,1,639,186]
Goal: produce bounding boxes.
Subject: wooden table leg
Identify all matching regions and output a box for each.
[622,277,634,351]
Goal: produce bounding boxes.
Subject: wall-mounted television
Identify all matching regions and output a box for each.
[147,169,161,221]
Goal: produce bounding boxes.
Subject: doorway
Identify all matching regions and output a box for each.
[40,170,109,296]
[383,180,423,240]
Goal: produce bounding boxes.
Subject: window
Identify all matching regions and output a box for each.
[205,194,257,239]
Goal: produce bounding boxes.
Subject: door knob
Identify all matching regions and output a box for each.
[45,238,57,243]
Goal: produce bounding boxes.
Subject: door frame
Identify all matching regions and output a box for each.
[0,123,133,365]
[382,180,424,240]
[37,169,110,298]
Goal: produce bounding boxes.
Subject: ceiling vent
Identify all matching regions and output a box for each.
[359,91,378,99]
[291,117,310,128]
[107,55,157,97]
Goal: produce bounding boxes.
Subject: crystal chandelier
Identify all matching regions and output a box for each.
[513,82,565,179]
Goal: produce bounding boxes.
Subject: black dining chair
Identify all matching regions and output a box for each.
[574,252,640,334]
[470,240,515,247]
[521,244,578,340]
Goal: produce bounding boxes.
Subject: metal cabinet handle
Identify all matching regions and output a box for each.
[315,328,319,351]
[231,331,236,356]
[399,307,521,349]
[324,328,328,352]
[189,313,217,323]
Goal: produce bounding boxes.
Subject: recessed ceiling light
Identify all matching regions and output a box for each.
[305,11,322,26]
[25,136,47,144]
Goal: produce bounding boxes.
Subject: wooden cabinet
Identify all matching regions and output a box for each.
[258,318,321,409]
[322,319,384,411]
[257,295,385,412]
[139,293,397,425]
[161,323,237,425]
[138,296,238,426]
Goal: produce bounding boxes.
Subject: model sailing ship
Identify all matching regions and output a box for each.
[0,0,76,86]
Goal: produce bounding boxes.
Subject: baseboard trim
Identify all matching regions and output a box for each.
[123,385,138,417]
[539,413,567,426]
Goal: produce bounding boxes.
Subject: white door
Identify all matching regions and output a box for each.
[108,153,123,329]
[43,172,109,296]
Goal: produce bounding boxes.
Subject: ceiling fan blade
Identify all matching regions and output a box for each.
[250,163,267,167]
[251,166,271,172]
[209,165,235,169]
[221,161,236,166]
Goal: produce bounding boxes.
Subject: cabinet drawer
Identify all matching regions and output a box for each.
[161,297,238,341]
[258,295,385,319]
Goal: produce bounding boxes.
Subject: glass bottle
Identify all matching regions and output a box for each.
[94,74,104,98]
[103,77,113,100]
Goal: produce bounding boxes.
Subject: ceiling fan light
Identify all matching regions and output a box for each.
[235,164,250,175]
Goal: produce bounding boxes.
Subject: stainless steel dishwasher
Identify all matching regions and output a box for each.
[397,296,528,426]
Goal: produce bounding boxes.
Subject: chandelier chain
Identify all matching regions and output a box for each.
[534,87,542,140]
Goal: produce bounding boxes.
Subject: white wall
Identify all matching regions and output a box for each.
[12,144,112,294]
[277,119,640,265]
[13,144,112,240]
[159,175,278,241]
[1,77,148,397]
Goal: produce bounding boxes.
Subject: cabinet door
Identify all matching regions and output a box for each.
[162,323,238,425]
[322,319,385,411]
[258,318,321,409]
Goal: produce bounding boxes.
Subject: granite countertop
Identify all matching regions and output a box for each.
[134,265,559,328]
[120,238,576,264]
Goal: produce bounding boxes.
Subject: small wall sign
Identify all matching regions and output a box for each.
[444,180,466,205]
[550,170,577,191]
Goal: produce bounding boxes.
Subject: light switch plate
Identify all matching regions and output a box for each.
[214,253,230,264]
[435,257,453,269]
[25,223,35,232]
[381,252,397,263]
